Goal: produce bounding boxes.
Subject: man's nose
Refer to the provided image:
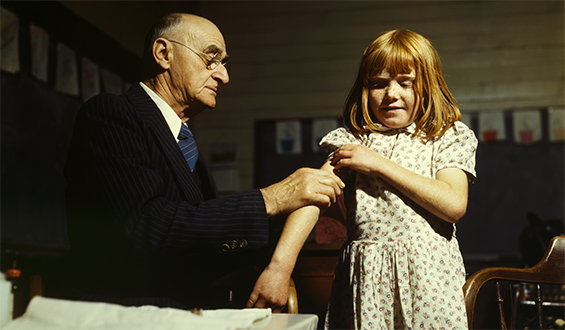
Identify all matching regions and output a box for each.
[213,64,230,85]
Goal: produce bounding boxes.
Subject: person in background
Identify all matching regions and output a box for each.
[61,13,343,312]
[252,29,478,329]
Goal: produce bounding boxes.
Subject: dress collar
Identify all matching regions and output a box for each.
[366,122,417,135]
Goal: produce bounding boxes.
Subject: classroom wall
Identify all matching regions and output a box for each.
[189,1,565,258]
[1,1,563,261]
[1,1,142,257]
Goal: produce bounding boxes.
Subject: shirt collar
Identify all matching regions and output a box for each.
[139,82,183,142]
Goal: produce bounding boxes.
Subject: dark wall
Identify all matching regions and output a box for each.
[1,1,142,260]
[457,111,564,259]
[2,1,563,265]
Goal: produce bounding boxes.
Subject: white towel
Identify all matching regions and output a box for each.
[2,296,271,330]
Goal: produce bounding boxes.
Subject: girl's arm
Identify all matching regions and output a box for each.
[331,144,469,224]
[246,161,339,312]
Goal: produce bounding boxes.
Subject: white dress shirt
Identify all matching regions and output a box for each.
[139,82,184,142]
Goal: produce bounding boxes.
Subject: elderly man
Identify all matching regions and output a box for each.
[62,13,343,311]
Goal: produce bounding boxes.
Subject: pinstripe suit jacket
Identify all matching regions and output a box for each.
[63,83,269,308]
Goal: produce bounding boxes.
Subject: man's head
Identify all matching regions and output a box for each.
[142,13,230,121]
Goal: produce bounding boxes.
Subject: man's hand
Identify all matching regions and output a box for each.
[260,168,345,216]
[246,266,290,313]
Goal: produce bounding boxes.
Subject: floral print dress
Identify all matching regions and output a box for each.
[320,121,478,330]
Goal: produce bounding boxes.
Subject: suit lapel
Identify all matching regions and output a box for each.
[124,84,205,202]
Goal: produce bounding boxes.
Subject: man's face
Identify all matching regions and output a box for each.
[168,20,230,117]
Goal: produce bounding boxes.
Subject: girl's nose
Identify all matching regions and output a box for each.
[385,82,401,99]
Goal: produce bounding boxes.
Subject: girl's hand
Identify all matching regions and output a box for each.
[331,144,470,224]
[330,144,383,176]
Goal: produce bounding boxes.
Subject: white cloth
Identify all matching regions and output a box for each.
[2,296,271,330]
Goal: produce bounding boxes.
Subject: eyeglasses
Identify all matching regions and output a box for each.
[167,39,230,71]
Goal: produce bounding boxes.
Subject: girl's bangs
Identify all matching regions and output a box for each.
[365,46,416,82]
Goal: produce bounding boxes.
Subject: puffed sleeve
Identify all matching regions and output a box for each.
[319,127,360,155]
[433,121,478,181]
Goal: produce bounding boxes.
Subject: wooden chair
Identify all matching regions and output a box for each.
[463,235,565,329]
[287,277,298,314]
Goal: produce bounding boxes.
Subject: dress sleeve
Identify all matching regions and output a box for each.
[319,127,359,155]
[433,121,478,181]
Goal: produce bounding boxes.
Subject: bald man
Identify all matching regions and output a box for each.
[61,13,343,311]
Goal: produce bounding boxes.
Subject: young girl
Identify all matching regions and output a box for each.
[247,29,477,329]
[319,29,479,330]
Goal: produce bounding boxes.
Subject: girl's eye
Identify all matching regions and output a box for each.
[371,81,387,89]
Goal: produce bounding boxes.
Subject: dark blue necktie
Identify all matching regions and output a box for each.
[178,124,198,171]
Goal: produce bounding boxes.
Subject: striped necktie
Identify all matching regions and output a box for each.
[178,124,198,171]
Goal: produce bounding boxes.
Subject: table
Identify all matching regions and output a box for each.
[254,313,318,330]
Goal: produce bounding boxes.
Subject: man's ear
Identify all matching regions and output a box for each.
[152,38,171,70]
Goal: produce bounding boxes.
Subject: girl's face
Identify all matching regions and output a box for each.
[369,68,419,129]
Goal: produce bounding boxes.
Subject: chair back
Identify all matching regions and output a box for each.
[463,235,565,329]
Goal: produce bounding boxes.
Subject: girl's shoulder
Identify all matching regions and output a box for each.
[322,127,357,142]
[440,121,477,141]
[433,121,478,151]
[320,127,363,152]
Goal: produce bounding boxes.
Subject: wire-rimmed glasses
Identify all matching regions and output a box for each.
[167,39,230,71]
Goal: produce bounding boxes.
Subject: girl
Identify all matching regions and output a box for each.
[248,29,477,330]
[320,29,478,330]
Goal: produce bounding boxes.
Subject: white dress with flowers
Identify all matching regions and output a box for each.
[320,122,478,330]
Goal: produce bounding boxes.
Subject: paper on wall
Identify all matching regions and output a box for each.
[312,118,339,152]
[478,111,506,142]
[513,110,542,145]
[55,43,79,96]
[276,120,302,154]
[548,106,565,142]
[102,68,123,95]
[30,24,49,82]
[1,8,20,74]
[81,57,100,102]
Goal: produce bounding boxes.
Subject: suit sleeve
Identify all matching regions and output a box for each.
[65,93,268,260]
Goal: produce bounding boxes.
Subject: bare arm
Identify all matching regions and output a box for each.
[247,162,338,311]
[331,144,469,223]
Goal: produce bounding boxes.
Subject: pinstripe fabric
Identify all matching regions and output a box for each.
[63,84,269,308]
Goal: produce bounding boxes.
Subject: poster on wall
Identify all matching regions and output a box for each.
[210,144,239,193]
[548,106,565,142]
[1,8,20,74]
[81,57,100,102]
[478,111,506,142]
[513,110,542,145]
[312,118,339,152]
[102,68,123,95]
[55,43,79,96]
[276,120,302,154]
[30,24,49,82]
